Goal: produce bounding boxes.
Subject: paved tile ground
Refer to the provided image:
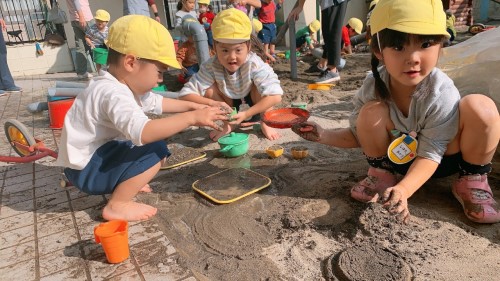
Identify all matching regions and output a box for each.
[0,73,196,281]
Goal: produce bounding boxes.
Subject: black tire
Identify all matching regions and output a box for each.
[4,119,37,157]
[468,23,486,34]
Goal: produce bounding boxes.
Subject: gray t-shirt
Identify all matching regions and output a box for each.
[349,67,460,164]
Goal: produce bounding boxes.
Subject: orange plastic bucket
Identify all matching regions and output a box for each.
[48,98,74,129]
[94,220,130,264]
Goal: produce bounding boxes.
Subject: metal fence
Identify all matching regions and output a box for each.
[0,0,46,45]
[162,0,228,29]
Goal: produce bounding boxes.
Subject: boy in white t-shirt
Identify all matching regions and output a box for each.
[57,15,228,222]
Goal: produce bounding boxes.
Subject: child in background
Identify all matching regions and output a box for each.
[175,0,197,43]
[341,17,363,55]
[295,19,320,53]
[57,15,228,222]
[198,0,216,48]
[178,8,283,141]
[445,9,456,44]
[257,0,282,62]
[85,9,110,73]
[292,0,500,224]
[228,0,262,14]
[176,36,199,83]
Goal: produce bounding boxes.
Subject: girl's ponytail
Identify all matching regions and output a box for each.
[370,32,390,101]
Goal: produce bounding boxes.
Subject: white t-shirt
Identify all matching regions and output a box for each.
[56,71,163,170]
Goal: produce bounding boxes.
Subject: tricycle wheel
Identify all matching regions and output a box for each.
[468,23,485,34]
[4,119,37,157]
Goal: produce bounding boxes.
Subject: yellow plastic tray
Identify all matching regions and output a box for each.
[308,83,335,90]
[192,168,271,204]
[161,146,206,170]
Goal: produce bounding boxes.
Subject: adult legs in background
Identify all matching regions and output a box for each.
[0,31,20,92]
[71,20,93,78]
[315,2,347,84]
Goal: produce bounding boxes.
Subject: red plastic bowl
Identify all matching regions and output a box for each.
[262,108,310,129]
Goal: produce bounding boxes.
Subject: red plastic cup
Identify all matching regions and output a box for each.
[94,220,130,264]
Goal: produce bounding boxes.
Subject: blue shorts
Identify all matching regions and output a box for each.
[258,23,277,44]
[64,140,170,195]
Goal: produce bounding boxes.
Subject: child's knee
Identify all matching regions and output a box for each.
[460,94,499,123]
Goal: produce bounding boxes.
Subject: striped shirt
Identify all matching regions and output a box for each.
[86,24,108,46]
[178,52,283,99]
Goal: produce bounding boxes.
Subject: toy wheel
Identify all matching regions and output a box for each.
[468,23,485,34]
[4,119,36,157]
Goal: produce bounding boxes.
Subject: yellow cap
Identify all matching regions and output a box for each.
[309,19,320,33]
[347,18,363,34]
[370,0,449,38]
[94,9,110,22]
[106,15,180,69]
[212,8,252,43]
[369,0,379,10]
[252,18,263,33]
[198,0,210,5]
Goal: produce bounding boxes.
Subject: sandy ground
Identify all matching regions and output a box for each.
[144,35,500,280]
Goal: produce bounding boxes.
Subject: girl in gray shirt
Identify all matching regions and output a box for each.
[291,0,500,224]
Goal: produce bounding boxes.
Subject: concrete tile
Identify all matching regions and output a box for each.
[3,172,33,186]
[0,258,36,280]
[37,213,74,238]
[70,195,106,212]
[0,211,33,232]
[0,224,34,249]
[39,246,86,278]
[2,179,33,194]
[140,255,192,281]
[105,269,142,281]
[128,221,164,246]
[0,199,34,219]
[0,240,35,268]
[68,187,91,200]
[74,207,103,226]
[38,228,78,256]
[88,258,137,280]
[36,202,71,222]
[39,262,88,281]
[35,182,66,198]
[2,187,33,206]
[35,189,69,209]
[77,221,100,242]
[131,235,177,266]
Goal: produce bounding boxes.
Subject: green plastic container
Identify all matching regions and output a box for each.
[152,84,167,92]
[218,132,249,157]
[93,48,108,65]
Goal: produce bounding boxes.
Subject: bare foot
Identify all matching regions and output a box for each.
[261,122,280,140]
[102,201,157,221]
[209,122,233,141]
[140,184,152,193]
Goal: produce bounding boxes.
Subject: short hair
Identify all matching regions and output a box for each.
[106,48,125,66]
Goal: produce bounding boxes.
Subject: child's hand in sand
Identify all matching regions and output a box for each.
[292,122,323,142]
[208,100,233,114]
[192,106,228,131]
[228,111,250,125]
[380,185,411,224]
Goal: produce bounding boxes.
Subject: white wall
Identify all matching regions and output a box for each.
[7,43,75,76]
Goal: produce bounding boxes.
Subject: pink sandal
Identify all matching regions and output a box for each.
[452,174,500,223]
[351,167,398,203]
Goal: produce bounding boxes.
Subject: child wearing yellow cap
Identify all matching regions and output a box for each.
[178,8,283,141]
[295,19,320,53]
[292,0,500,224]
[57,15,228,222]
[341,17,363,55]
[85,9,110,73]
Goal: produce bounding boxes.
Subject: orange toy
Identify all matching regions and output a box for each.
[94,220,130,263]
